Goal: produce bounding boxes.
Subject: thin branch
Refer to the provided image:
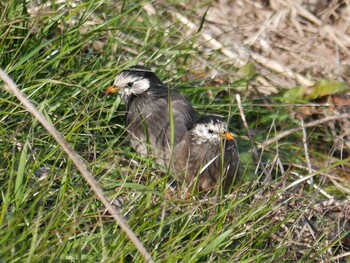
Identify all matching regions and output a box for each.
[289,171,333,199]
[292,163,350,194]
[236,94,255,152]
[236,94,271,180]
[299,115,313,184]
[283,156,350,192]
[260,113,350,148]
[0,69,154,263]
[331,251,350,261]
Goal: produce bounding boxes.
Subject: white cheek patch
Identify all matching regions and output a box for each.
[192,119,229,145]
[133,78,150,94]
[114,73,150,97]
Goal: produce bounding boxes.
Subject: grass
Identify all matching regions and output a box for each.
[1,0,349,262]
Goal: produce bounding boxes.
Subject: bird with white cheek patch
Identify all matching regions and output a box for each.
[102,66,197,166]
[173,115,240,192]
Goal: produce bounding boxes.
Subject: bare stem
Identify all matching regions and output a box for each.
[0,69,154,263]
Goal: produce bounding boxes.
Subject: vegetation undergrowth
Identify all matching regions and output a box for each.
[1,1,349,262]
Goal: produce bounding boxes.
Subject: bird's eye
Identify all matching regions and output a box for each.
[126,82,133,87]
[208,129,213,134]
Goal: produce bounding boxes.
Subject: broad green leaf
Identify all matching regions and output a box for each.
[307,80,348,100]
[282,86,305,103]
[237,62,256,79]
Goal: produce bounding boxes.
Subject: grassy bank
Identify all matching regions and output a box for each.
[1,1,349,262]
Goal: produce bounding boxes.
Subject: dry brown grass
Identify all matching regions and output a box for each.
[162,0,350,89]
[148,0,350,259]
[2,0,349,261]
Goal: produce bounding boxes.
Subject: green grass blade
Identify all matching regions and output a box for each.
[15,141,27,207]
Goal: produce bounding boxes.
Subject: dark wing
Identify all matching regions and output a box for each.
[152,90,196,149]
[167,97,197,144]
[172,133,191,182]
[170,91,197,130]
[222,140,241,190]
[125,98,153,157]
[124,89,196,165]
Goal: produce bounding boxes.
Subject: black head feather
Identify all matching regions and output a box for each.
[121,66,165,88]
[196,115,226,126]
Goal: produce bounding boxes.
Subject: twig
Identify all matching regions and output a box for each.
[276,156,286,188]
[292,163,350,194]
[289,171,333,199]
[236,94,271,180]
[283,156,350,192]
[299,115,313,184]
[260,113,350,148]
[331,251,350,261]
[0,69,154,263]
[236,94,255,151]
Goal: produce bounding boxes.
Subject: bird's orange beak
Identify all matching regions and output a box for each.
[223,131,235,141]
[100,86,118,98]
[103,86,118,95]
